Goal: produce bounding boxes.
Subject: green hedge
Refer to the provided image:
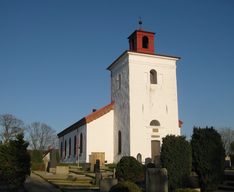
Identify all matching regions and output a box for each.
[32,150,43,163]
[173,189,198,192]
[116,156,144,183]
[31,163,45,171]
[161,135,192,190]
[191,127,225,191]
[57,163,69,166]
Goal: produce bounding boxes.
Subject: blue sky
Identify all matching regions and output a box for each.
[1,0,234,140]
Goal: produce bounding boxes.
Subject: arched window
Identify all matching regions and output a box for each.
[150,69,157,84]
[150,120,160,126]
[69,138,71,156]
[142,36,149,48]
[64,140,67,157]
[60,142,63,158]
[117,74,121,89]
[118,131,121,154]
[80,133,83,154]
[74,135,76,155]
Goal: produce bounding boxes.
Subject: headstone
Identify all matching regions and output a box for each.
[82,163,91,171]
[189,172,199,188]
[151,140,160,163]
[90,164,94,172]
[50,149,57,168]
[146,168,168,192]
[154,155,161,168]
[100,178,118,192]
[147,163,155,169]
[49,148,57,173]
[145,158,151,168]
[94,159,100,173]
[137,153,142,163]
[95,172,102,185]
[113,168,116,178]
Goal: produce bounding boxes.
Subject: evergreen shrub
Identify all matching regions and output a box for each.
[161,135,192,190]
[0,134,31,191]
[56,150,60,163]
[116,156,144,183]
[32,149,43,163]
[109,181,140,192]
[191,127,225,191]
[31,163,45,171]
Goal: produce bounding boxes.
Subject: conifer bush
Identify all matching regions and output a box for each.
[116,156,144,183]
[32,149,43,163]
[31,163,45,171]
[0,134,31,191]
[161,135,192,190]
[191,127,225,191]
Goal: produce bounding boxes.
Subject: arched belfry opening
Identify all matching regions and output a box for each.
[128,27,155,54]
[142,36,148,48]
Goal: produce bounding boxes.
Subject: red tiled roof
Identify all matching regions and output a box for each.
[57,102,114,138]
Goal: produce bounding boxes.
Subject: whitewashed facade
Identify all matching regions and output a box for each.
[58,28,182,164]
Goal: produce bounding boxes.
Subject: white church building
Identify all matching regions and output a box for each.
[57,27,183,164]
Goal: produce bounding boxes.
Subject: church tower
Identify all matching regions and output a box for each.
[107,24,181,163]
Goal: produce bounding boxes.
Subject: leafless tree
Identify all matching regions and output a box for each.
[217,127,234,156]
[26,122,58,150]
[0,114,25,145]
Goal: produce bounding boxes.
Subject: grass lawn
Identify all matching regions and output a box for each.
[105,163,117,168]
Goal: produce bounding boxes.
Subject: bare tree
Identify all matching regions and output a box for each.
[217,127,234,156]
[0,114,24,145]
[26,122,58,150]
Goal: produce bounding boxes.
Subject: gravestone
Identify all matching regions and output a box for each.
[82,163,91,171]
[49,148,57,173]
[146,168,168,192]
[100,178,118,192]
[147,163,155,169]
[189,172,199,189]
[154,155,161,168]
[137,153,142,163]
[145,158,151,168]
[95,172,102,185]
[94,159,100,173]
[90,164,94,172]
[151,140,160,163]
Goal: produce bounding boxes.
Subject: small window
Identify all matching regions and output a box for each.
[60,142,63,158]
[142,36,149,48]
[150,120,160,126]
[69,138,71,156]
[117,74,121,89]
[74,135,76,155]
[150,70,157,84]
[80,133,83,154]
[65,140,67,156]
[118,131,121,154]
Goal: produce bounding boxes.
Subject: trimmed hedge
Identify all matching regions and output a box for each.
[191,127,225,191]
[116,156,144,183]
[161,135,192,190]
[31,163,45,171]
[173,189,198,192]
[32,150,43,163]
[57,163,69,166]
[109,181,140,192]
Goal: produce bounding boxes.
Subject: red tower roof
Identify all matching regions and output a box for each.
[128,28,155,54]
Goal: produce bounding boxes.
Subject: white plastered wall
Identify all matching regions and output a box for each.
[86,110,114,164]
[128,52,180,162]
[111,53,131,163]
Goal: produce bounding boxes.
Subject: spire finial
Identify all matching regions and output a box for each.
[139,16,143,31]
